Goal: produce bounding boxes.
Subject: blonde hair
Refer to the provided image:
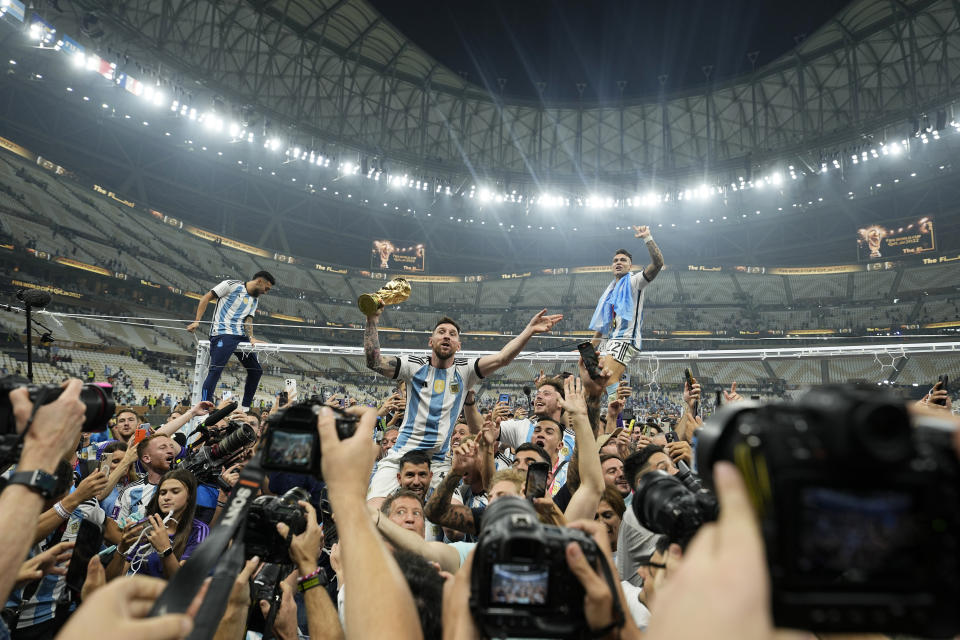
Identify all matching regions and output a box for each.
[490,468,525,493]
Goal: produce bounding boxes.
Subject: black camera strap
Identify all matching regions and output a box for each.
[148,451,265,618]
[185,538,247,640]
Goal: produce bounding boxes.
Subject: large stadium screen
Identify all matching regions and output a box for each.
[856,217,935,261]
[370,239,426,272]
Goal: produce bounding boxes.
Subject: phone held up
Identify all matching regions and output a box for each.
[524,462,550,500]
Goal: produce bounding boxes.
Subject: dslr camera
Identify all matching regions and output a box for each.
[243,487,309,565]
[632,461,718,548]
[470,496,616,638]
[178,419,258,485]
[697,385,960,636]
[263,399,357,479]
[0,377,115,466]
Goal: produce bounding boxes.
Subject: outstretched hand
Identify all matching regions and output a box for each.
[526,309,563,334]
[633,225,651,239]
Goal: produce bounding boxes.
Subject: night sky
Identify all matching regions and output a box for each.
[368,0,845,102]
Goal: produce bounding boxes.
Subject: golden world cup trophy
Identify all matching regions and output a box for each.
[357,277,412,316]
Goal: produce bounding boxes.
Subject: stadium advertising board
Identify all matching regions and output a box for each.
[857,217,935,261]
[371,239,425,272]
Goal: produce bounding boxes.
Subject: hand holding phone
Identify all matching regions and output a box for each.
[524,462,550,500]
[932,375,950,406]
[499,393,511,405]
[578,342,603,380]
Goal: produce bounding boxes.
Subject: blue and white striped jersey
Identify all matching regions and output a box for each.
[112,476,156,526]
[388,354,483,464]
[499,417,576,464]
[600,271,652,348]
[6,499,104,628]
[210,280,258,337]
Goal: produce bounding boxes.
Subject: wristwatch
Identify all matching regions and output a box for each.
[7,469,58,499]
[160,547,174,558]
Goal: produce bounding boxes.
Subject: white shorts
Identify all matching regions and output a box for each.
[600,339,639,367]
[366,456,452,500]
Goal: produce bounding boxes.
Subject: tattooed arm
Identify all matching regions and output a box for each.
[633,225,664,281]
[423,471,477,536]
[363,313,398,378]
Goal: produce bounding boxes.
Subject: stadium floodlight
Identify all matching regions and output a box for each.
[71,53,85,68]
[771,173,783,186]
[188,108,197,120]
[229,122,241,138]
[478,188,493,203]
[269,138,281,151]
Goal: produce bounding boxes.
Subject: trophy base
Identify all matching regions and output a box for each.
[357,294,383,316]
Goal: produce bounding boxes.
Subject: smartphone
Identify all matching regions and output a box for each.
[222,390,234,401]
[498,393,511,405]
[577,342,603,380]
[285,379,297,396]
[664,431,679,444]
[610,427,624,441]
[683,368,699,416]
[278,391,288,405]
[933,375,950,406]
[65,519,104,597]
[133,427,151,446]
[525,462,550,500]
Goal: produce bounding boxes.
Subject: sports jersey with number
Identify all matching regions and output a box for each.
[209,280,258,337]
[499,417,576,463]
[389,354,483,463]
[600,271,652,348]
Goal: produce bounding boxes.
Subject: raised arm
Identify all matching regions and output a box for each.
[318,406,423,640]
[561,377,605,522]
[370,505,462,573]
[152,400,214,438]
[477,309,562,378]
[186,290,216,332]
[633,225,664,281]
[423,467,477,536]
[363,311,398,378]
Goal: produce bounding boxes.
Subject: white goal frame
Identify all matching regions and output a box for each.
[190,339,960,405]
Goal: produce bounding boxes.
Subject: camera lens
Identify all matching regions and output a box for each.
[80,383,116,433]
[209,423,257,461]
[633,470,711,546]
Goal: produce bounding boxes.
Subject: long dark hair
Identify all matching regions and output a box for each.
[145,469,198,558]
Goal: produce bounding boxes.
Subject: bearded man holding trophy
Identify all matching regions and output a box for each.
[360,276,563,507]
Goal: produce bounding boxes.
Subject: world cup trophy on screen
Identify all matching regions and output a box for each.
[357,277,412,316]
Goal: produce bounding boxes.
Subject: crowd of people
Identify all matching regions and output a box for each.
[0,231,958,640]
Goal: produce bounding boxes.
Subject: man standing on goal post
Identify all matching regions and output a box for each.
[186,271,276,411]
[363,307,562,507]
[589,225,664,397]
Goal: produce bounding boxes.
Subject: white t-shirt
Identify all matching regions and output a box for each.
[499,417,576,464]
[387,354,483,463]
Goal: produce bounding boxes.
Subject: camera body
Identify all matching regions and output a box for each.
[697,385,960,636]
[0,376,115,435]
[243,487,309,564]
[178,420,257,484]
[0,377,115,467]
[470,496,600,638]
[263,400,357,479]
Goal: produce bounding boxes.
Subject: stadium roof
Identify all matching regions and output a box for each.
[43,0,960,184]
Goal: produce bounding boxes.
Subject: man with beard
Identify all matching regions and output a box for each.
[588,226,663,397]
[494,378,576,494]
[364,310,562,506]
[187,270,276,411]
[104,434,180,544]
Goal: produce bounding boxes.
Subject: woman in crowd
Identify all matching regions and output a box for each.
[116,469,209,579]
